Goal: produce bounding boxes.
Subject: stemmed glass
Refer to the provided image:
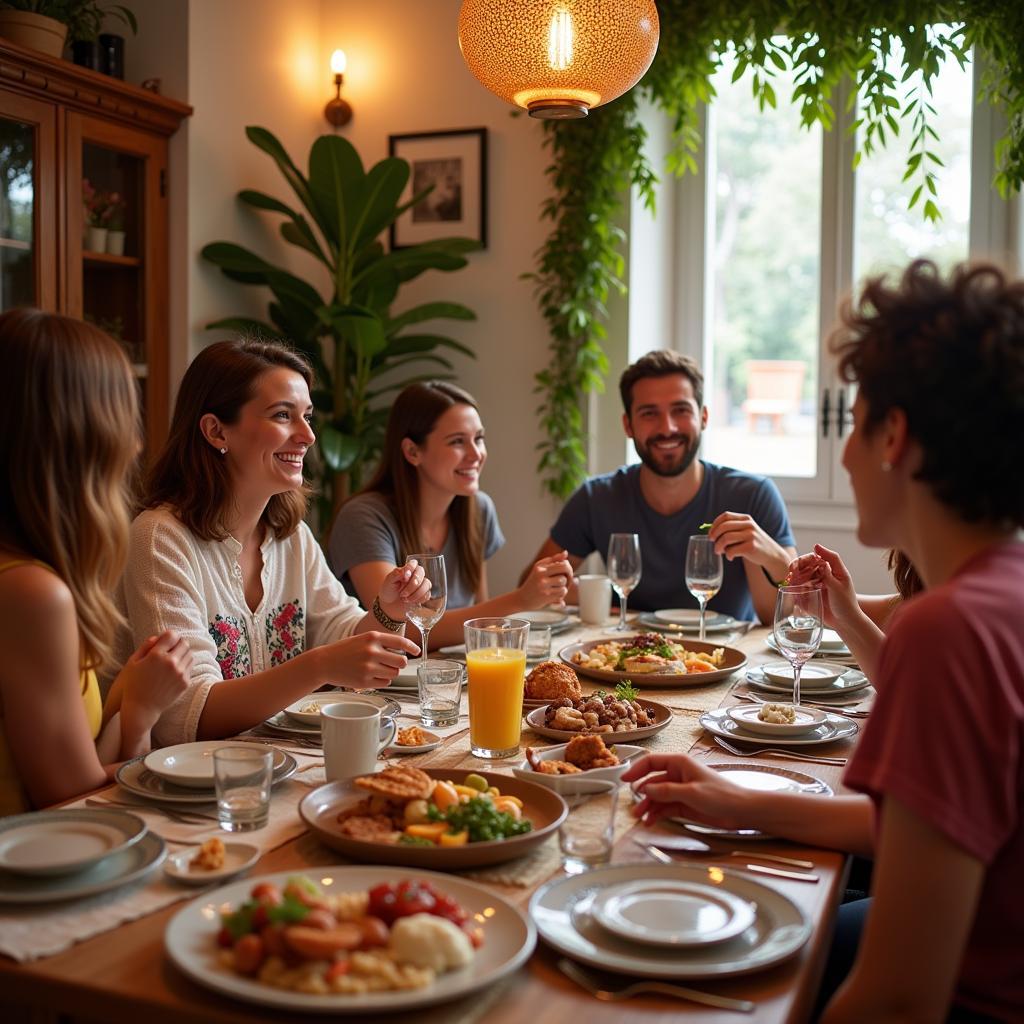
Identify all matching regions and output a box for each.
[685,535,724,641]
[405,554,447,665]
[772,585,823,707]
[607,533,642,632]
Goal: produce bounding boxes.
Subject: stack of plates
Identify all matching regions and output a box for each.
[530,862,810,978]
[0,808,165,904]
[765,631,856,663]
[637,610,742,635]
[746,662,871,702]
[117,742,298,806]
[700,704,858,747]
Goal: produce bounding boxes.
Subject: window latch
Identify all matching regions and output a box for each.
[821,388,831,438]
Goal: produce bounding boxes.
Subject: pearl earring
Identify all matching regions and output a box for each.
[219,447,227,455]
[881,460,892,472]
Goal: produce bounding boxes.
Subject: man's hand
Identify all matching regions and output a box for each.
[708,512,791,581]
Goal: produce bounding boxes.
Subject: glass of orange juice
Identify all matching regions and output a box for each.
[464,616,529,759]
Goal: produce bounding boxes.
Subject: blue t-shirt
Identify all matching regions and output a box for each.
[328,491,505,610]
[550,463,795,621]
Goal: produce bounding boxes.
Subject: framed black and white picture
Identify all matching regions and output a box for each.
[388,127,487,249]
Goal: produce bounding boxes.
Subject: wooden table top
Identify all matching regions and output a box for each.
[2,623,862,1024]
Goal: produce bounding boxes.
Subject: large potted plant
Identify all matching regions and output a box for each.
[0,1,135,59]
[202,127,479,521]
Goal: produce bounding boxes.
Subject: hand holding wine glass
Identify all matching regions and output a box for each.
[772,585,823,707]
[607,533,642,632]
[685,535,724,641]
[405,554,447,665]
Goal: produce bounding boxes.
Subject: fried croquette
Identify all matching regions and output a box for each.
[524,660,582,701]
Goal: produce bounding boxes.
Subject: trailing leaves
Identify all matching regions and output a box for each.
[532,1,1024,498]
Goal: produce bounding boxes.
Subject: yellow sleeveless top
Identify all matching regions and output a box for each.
[0,559,102,816]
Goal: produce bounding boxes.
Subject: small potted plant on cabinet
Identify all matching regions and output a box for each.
[82,177,109,252]
[105,191,125,255]
[0,2,136,61]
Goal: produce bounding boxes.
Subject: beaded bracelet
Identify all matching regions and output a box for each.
[371,595,405,632]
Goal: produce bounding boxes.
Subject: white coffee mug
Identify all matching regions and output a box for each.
[320,700,396,780]
[578,573,612,624]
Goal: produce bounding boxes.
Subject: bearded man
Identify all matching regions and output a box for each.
[525,350,796,623]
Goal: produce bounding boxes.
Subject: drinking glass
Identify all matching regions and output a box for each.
[214,747,273,832]
[607,533,642,632]
[417,659,463,727]
[772,585,824,707]
[525,625,552,663]
[464,616,529,759]
[685,535,724,640]
[405,553,447,665]
[558,779,619,874]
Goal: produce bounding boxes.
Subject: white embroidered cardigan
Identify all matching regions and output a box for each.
[119,507,364,745]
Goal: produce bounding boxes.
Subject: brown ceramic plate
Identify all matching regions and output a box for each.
[559,637,747,688]
[523,697,672,743]
[299,767,567,869]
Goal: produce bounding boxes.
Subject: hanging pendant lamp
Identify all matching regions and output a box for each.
[458,0,660,120]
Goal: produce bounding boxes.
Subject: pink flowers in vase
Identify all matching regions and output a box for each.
[82,179,127,254]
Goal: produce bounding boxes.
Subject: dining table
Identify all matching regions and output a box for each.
[0,618,870,1024]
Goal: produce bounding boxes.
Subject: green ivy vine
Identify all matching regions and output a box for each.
[530,1,1024,500]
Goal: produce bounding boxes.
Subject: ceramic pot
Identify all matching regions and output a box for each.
[0,12,68,59]
[85,226,108,253]
[106,230,125,256]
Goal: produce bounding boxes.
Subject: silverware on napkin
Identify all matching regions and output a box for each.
[713,737,847,765]
[638,839,818,883]
[557,958,755,1013]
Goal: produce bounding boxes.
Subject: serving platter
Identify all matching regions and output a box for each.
[299,767,567,869]
[165,867,536,1014]
[524,697,672,743]
[559,637,746,688]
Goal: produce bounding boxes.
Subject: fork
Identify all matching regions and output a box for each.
[713,737,847,765]
[557,958,754,1013]
[85,797,218,825]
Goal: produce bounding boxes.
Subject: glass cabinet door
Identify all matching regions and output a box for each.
[0,91,56,312]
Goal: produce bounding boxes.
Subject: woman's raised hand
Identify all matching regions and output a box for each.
[377,559,431,621]
[785,543,860,632]
[517,551,572,609]
[323,631,420,689]
[622,753,755,830]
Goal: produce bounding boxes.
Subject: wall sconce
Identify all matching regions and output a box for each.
[458,0,659,119]
[324,49,353,127]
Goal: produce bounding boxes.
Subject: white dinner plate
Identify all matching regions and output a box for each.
[765,634,857,663]
[164,840,260,886]
[116,750,297,806]
[700,707,858,746]
[385,729,442,755]
[746,666,871,698]
[512,743,645,792]
[637,762,832,839]
[652,609,731,628]
[0,809,147,877]
[818,629,851,654]
[530,863,809,979]
[165,866,536,1014]
[591,878,756,948]
[636,612,742,636]
[510,609,572,633]
[726,703,828,737]
[261,711,321,737]
[283,692,401,727]
[0,830,165,904]
[761,660,848,687]
[144,742,288,790]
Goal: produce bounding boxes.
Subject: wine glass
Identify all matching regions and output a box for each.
[772,585,823,707]
[606,533,642,632]
[685,535,724,641]
[405,554,447,665]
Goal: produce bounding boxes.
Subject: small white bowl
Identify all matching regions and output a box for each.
[512,742,644,792]
[163,840,260,885]
[726,703,828,737]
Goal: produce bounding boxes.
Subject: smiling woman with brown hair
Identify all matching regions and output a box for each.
[119,338,431,746]
[0,309,190,814]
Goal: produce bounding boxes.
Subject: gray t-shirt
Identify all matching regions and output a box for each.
[550,462,795,621]
[328,491,505,610]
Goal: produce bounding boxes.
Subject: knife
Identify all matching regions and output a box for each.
[641,843,818,882]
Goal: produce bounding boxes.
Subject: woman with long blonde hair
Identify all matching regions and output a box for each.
[0,309,190,814]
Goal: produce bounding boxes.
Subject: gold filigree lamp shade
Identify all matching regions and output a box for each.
[458,0,660,119]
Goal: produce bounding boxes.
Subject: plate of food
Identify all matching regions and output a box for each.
[524,685,672,742]
[164,837,260,886]
[385,726,442,756]
[283,692,401,727]
[726,703,828,737]
[699,707,858,746]
[560,633,746,687]
[299,766,567,869]
[522,659,584,709]
[164,867,535,1014]
[512,737,645,792]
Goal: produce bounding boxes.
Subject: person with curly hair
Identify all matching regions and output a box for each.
[625,260,1024,1023]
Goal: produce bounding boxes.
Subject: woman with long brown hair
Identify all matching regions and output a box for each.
[121,339,428,745]
[329,381,572,649]
[0,309,190,814]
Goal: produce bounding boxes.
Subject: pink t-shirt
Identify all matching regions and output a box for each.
[845,541,1024,1021]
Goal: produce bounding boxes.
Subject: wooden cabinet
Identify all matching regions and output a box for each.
[0,38,190,449]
